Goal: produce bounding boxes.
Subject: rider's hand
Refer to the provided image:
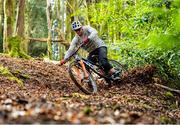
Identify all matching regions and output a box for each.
[83,36,89,44]
[60,59,66,66]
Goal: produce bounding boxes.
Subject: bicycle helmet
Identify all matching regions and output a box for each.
[71,21,82,30]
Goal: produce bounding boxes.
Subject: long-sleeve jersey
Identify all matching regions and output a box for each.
[64,25,106,61]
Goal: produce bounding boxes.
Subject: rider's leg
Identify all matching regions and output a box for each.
[86,50,98,72]
[98,47,120,80]
[79,60,89,79]
[73,67,81,81]
[97,47,113,75]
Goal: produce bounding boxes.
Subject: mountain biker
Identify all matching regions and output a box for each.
[60,21,120,80]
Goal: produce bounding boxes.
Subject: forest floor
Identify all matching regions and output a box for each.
[0,55,179,124]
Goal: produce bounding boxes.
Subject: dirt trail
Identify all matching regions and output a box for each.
[0,55,179,124]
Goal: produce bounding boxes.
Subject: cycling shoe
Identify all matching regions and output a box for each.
[111,70,121,81]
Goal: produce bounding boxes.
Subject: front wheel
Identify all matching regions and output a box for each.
[68,61,97,94]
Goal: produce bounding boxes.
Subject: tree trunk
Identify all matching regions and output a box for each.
[66,0,73,41]
[3,0,14,52]
[46,0,52,59]
[7,36,30,59]
[134,0,137,6]
[0,0,4,52]
[3,0,30,58]
[14,0,25,37]
[84,0,90,25]
[15,0,28,54]
[61,0,65,33]
[0,0,3,36]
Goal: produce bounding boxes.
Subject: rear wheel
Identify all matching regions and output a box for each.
[104,60,126,84]
[68,61,97,94]
[109,59,126,74]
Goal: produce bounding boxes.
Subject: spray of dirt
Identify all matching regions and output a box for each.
[121,65,156,84]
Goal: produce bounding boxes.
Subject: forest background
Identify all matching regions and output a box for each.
[0,0,179,88]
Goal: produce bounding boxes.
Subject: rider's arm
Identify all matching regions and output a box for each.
[85,26,98,41]
[64,36,78,61]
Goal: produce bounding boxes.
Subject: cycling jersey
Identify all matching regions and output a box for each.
[64,25,106,60]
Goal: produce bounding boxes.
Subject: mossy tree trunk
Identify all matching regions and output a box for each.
[7,36,30,59]
[0,0,4,52]
[66,0,78,39]
[3,0,14,53]
[0,0,3,35]
[14,0,29,54]
[4,0,30,58]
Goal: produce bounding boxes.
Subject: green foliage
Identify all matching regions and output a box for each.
[83,107,92,115]
[0,65,23,87]
[160,115,175,124]
[21,0,179,87]
[109,41,179,87]
[13,69,30,79]
[0,65,11,76]
[26,0,48,57]
[165,91,174,98]
[7,36,31,59]
[26,0,48,38]
[76,0,180,87]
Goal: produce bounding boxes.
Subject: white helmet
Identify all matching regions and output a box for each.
[71,21,82,30]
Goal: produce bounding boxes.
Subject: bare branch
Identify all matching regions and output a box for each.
[155,83,180,94]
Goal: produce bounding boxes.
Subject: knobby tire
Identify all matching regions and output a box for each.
[68,61,97,94]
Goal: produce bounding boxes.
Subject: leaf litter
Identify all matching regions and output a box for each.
[0,55,179,124]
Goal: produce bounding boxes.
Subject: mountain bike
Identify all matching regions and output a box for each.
[66,43,126,94]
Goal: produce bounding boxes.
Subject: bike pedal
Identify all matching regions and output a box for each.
[111,71,121,81]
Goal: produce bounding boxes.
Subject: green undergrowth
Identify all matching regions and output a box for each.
[0,65,23,87]
[7,36,31,59]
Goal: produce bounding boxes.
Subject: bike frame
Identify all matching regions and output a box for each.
[80,57,112,80]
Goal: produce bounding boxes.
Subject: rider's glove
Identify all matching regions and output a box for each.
[83,36,89,44]
[60,59,66,66]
